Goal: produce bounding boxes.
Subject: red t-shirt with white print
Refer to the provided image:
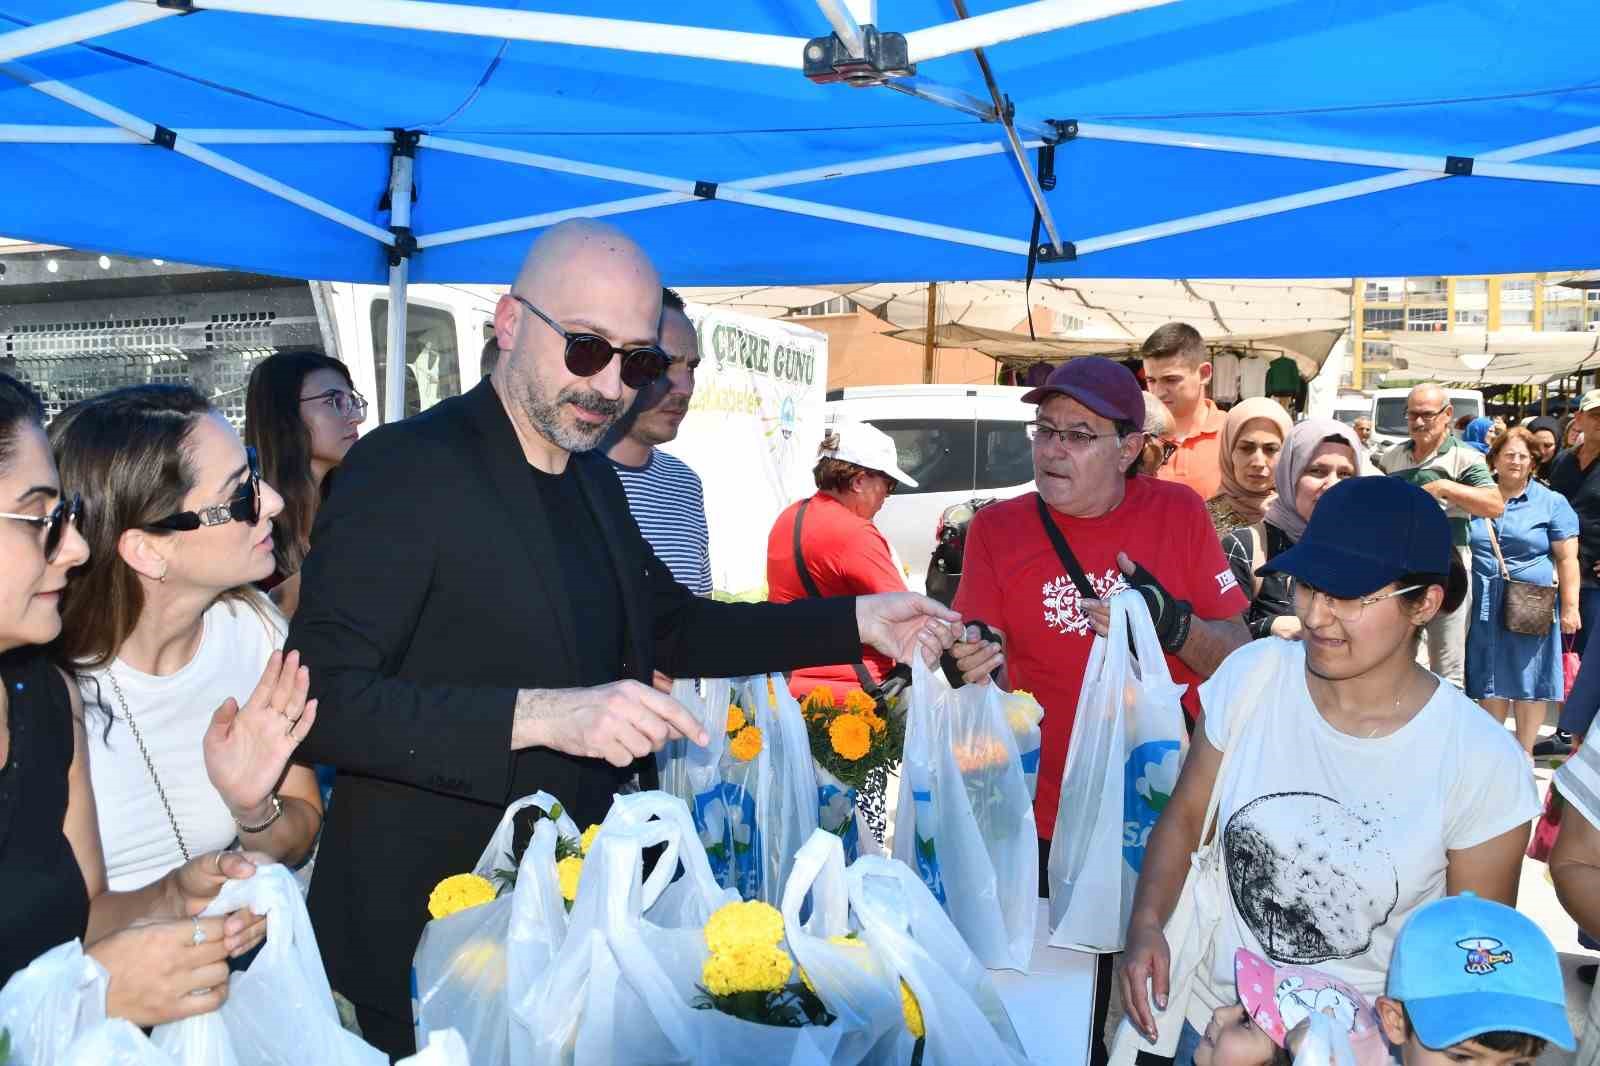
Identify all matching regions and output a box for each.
[953,477,1248,839]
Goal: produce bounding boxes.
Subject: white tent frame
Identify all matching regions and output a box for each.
[1,0,1598,418]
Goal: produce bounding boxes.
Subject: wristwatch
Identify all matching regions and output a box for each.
[235,794,284,834]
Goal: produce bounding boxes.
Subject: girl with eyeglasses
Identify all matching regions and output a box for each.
[50,385,323,897]
[0,374,271,1020]
[245,351,366,619]
[1118,476,1536,1063]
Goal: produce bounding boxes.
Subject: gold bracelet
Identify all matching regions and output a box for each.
[235,794,284,834]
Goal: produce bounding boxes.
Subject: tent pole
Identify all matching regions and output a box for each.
[176,0,807,68]
[0,125,392,144]
[383,138,416,425]
[0,2,176,64]
[2,62,395,244]
[904,0,1176,63]
[923,282,937,384]
[815,0,866,58]
[1542,383,1549,416]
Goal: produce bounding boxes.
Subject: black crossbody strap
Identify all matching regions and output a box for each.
[1034,493,1097,599]
[793,499,877,693]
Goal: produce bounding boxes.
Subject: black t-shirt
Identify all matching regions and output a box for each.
[0,648,90,987]
[1550,448,1600,585]
[528,463,625,686]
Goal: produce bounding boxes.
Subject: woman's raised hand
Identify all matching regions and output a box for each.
[202,650,316,824]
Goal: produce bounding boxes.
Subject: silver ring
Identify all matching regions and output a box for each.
[191,917,206,946]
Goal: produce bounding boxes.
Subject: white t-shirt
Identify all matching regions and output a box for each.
[1237,357,1269,399]
[81,596,286,892]
[1193,638,1538,1012]
[1210,352,1241,405]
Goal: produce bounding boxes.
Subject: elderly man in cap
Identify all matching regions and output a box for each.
[946,356,1249,1066]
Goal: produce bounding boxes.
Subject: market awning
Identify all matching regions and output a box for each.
[1381,331,1600,386]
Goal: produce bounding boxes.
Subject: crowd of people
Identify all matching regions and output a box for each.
[0,215,1596,1066]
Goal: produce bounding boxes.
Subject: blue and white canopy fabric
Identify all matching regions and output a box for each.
[2,0,1599,287]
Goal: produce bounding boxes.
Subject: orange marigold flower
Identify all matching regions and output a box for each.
[725,703,746,734]
[864,713,887,735]
[828,714,872,761]
[842,689,877,717]
[729,724,764,762]
[802,686,836,715]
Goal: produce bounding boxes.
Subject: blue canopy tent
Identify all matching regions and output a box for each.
[2,0,1599,418]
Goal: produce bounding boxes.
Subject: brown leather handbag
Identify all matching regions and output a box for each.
[1485,521,1558,636]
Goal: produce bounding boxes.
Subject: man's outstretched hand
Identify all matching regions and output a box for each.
[855,592,962,666]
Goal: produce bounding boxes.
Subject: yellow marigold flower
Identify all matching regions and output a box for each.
[900,980,925,1038]
[826,935,866,949]
[557,855,584,902]
[704,899,785,954]
[579,824,600,855]
[702,944,794,996]
[828,714,872,761]
[801,686,836,715]
[842,688,877,717]
[729,724,763,762]
[767,677,777,700]
[725,703,746,734]
[864,711,887,735]
[427,873,496,920]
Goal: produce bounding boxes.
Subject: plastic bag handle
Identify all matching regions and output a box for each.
[472,791,574,877]
[780,830,849,937]
[604,791,725,912]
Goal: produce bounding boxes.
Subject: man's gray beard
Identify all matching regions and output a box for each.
[518,376,621,454]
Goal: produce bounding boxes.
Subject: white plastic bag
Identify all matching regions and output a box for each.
[597,789,738,927]
[154,863,385,1066]
[892,656,1037,971]
[1292,1010,1360,1066]
[659,677,732,807]
[694,676,818,904]
[522,801,842,1065]
[0,940,109,1066]
[1049,590,1188,953]
[414,792,577,1066]
[63,1019,180,1065]
[846,856,1030,1066]
[399,1029,472,1066]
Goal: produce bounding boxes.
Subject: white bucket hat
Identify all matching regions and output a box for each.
[822,419,919,488]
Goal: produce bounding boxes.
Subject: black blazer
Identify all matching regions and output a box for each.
[289,381,860,1018]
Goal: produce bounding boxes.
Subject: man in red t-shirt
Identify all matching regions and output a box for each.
[949,357,1248,1066]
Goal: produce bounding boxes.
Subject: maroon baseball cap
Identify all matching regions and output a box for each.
[1019,356,1145,425]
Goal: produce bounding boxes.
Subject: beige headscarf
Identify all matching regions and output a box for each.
[1216,397,1293,524]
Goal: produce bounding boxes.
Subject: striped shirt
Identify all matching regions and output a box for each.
[610,450,713,597]
[1557,720,1600,830]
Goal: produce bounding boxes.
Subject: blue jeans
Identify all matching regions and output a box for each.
[1174,1021,1203,1066]
[1558,587,1600,736]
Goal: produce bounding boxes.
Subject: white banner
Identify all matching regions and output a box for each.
[662,306,829,600]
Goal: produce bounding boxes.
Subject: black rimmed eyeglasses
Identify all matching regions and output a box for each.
[510,293,671,389]
[300,387,368,418]
[144,447,261,532]
[0,493,82,562]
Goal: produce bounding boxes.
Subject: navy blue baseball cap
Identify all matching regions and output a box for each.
[1258,475,1452,599]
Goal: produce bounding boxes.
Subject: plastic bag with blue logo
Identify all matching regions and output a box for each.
[657,677,731,830]
[892,655,1037,971]
[1048,589,1188,953]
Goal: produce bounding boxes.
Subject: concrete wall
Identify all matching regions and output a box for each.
[784,308,998,390]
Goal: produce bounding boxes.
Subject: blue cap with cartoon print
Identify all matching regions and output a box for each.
[1387,893,1574,1051]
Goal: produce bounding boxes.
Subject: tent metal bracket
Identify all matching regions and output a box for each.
[693,181,719,200]
[1036,240,1075,262]
[802,25,913,86]
[154,0,194,12]
[1446,155,1474,176]
[150,123,176,149]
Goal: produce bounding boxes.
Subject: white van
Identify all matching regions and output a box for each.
[1369,387,1484,451]
[1330,395,1372,428]
[825,384,1036,594]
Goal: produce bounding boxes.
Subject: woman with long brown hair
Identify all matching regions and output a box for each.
[51,385,321,894]
[244,351,365,617]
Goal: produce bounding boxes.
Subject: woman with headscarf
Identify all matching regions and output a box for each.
[1220,418,1366,639]
[1206,397,1293,537]
[1463,416,1494,455]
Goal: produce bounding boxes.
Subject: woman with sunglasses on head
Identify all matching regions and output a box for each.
[1219,418,1364,640]
[244,351,366,619]
[0,374,269,1020]
[1119,476,1537,1063]
[50,385,322,895]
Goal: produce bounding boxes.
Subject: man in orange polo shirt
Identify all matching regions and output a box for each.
[1141,321,1225,501]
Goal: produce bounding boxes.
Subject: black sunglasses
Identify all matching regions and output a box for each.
[510,293,671,390]
[0,493,82,563]
[145,447,261,532]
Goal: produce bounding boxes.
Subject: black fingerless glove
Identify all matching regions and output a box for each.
[1125,561,1193,654]
[940,620,1002,689]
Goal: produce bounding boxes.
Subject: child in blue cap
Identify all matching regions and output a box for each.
[1379,893,1575,1064]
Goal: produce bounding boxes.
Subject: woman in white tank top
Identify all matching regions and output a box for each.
[51,385,323,892]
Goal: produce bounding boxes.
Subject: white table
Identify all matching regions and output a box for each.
[990,902,1097,1066]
